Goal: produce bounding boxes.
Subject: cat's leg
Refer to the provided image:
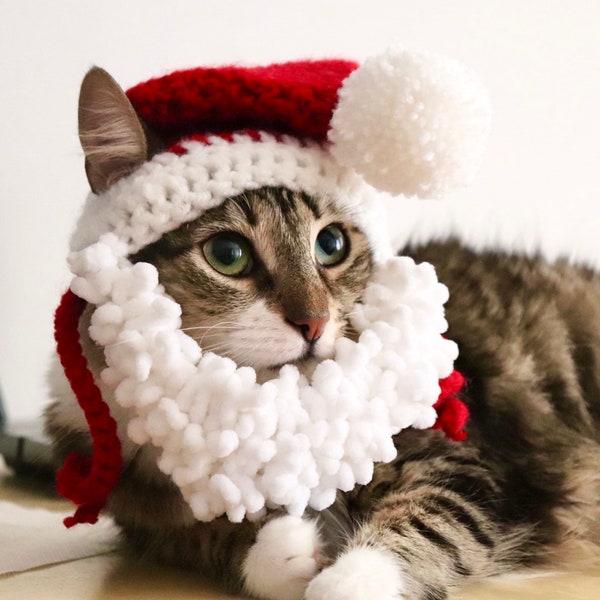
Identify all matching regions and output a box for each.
[307,431,518,600]
[305,544,407,600]
[242,515,322,600]
[121,510,322,600]
[128,514,322,600]
[305,512,472,600]
[305,504,491,600]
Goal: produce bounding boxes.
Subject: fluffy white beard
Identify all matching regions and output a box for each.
[62,234,456,522]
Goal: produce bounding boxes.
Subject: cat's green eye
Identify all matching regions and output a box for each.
[203,233,254,277]
[315,225,348,267]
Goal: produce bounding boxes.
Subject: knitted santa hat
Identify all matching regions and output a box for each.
[55,45,488,527]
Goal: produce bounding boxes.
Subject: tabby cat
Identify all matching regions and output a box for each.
[45,68,600,600]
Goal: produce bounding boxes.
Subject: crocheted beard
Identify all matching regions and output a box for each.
[54,46,490,527]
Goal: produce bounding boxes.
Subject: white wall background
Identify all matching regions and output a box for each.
[1,0,599,421]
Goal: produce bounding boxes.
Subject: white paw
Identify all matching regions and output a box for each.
[243,515,322,600]
[305,546,405,600]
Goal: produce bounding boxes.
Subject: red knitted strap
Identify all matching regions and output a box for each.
[434,370,469,441]
[126,59,358,143]
[53,290,122,527]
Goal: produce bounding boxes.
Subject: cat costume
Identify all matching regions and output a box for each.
[52,46,489,527]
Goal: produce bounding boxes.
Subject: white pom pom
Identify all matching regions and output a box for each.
[329,45,491,197]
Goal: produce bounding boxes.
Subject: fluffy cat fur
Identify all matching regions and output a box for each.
[45,67,600,600]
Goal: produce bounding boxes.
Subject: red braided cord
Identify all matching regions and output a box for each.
[53,290,122,527]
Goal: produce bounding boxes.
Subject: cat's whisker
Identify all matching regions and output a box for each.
[199,335,289,369]
[192,339,231,354]
[180,322,244,333]
[99,324,250,349]
[197,322,247,346]
[317,507,354,543]
[101,324,242,349]
[196,341,250,364]
[193,327,239,345]
[183,320,254,346]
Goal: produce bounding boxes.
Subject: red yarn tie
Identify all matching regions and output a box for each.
[53,290,123,527]
[434,370,469,441]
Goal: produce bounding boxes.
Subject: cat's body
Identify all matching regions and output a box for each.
[45,66,600,600]
[46,189,600,600]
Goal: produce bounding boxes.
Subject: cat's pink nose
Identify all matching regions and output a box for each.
[291,315,329,343]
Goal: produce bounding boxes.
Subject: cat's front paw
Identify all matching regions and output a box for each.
[243,515,322,600]
[305,546,406,600]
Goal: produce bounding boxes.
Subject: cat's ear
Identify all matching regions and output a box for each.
[78,66,155,194]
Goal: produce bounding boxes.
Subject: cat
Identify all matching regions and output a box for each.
[45,67,600,600]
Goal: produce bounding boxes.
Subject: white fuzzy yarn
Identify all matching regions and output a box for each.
[330,45,491,197]
[69,134,392,262]
[68,234,457,522]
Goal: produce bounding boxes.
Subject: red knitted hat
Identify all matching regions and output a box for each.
[70,46,491,256]
[126,60,357,143]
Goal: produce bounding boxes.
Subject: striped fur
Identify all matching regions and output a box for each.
[46,191,600,599]
[131,186,372,376]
